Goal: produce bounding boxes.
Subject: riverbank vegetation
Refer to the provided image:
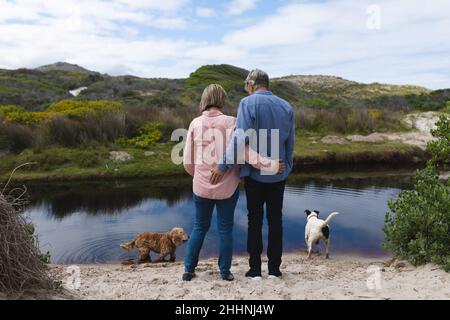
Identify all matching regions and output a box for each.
[1,64,449,181]
[0,135,429,182]
[383,114,450,271]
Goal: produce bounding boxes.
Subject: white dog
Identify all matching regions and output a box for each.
[304,210,339,259]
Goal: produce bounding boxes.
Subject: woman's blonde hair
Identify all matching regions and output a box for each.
[199,84,227,113]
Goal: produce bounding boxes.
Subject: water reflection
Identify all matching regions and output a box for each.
[24,173,414,264]
[27,179,193,218]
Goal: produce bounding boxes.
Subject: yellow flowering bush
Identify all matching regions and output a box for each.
[48,100,122,118]
[119,122,163,149]
[1,100,123,125]
[368,109,383,119]
[4,111,56,125]
[0,105,24,117]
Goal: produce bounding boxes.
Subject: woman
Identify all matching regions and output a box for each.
[182,84,279,281]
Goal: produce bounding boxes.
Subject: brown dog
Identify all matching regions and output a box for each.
[120,227,189,263]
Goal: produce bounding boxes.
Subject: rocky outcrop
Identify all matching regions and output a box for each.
[346,133,386,143]
[109,151,132,162]
[321,136,349,145]
[323,113,441,150]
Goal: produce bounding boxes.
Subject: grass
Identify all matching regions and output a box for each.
[295,131,419,157]
[0,143,183,182]
[0,133,428,182]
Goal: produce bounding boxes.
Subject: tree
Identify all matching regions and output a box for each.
[383,114,450,271]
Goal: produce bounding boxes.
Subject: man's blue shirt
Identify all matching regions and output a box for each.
[218,90,295,183]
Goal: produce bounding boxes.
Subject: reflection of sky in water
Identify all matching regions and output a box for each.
[26,178,409,264]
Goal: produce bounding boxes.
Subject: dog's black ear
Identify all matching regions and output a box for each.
[313,210,320,216]
[305,210,311,216]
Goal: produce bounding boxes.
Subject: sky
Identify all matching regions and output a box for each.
[0,0,449,89]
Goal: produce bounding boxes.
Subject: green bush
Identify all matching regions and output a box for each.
[186,64,248,92]
[73,150,104,168]
[301,98,330,108]
[26,224,51,264]
[383,166,450,270]
[383,114,450,271]
[32,150,71,171]
[427,114,450,164]
[0,105,24,116]
[122,122,163,148]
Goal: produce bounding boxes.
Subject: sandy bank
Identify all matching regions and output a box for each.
[46,253,449,300]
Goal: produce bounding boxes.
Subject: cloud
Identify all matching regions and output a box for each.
[0,0,449,89]
[0,0,189,28]
[218,0,450,88]
[226,0,259,16]
[196,7,217,18]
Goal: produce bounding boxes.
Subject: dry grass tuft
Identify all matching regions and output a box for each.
[0,164,55,296]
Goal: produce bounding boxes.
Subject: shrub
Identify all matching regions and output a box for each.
[345,109,376,133]
[294,106,406,134]
[0,105,24,116]
[383,115,450,271]
[73,149,106,168]
[47,99,122,118]
[4,111,56,125]
[78,112,126,145]
[368,109,382,119]
[0,122,34,152]
[26,224,51,264]
[1,105,56,126]
[124,105,192,141]
[30,150,71,171]
[301,98,330,108]
[427,114,450,164]
[122,122,163,148]
[46,116,81,147]
[43,112,126,148]
[383,165,450,270]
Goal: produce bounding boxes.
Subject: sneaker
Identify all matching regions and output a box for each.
[245,269,262,280]
[221,273,235,282]
[182,272,196,281]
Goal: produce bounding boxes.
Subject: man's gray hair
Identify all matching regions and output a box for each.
[245,69,269,90]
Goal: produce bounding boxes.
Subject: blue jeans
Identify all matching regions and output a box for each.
[184,188,239,276]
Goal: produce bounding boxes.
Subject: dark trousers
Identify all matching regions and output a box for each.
[244,177,286,272]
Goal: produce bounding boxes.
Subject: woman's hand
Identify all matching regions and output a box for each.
[210,166,226,185]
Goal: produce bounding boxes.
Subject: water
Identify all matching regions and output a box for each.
[24,172,414,264]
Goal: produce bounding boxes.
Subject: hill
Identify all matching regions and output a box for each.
[35,62,96,74]
[0,63,449,112]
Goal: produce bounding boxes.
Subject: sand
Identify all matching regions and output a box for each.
[46,253,450,300]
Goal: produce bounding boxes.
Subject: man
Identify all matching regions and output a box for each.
[210,69,295,279]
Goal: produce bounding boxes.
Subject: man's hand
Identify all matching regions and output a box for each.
[277,160,285,174]
[210,166,226,185]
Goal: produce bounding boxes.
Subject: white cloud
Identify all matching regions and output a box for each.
[219,0,450,89]
[0,0,189,29]
[196,7,217,18]
[111,0,188,11]
[0,0,450,89]
[227,0,259,16]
